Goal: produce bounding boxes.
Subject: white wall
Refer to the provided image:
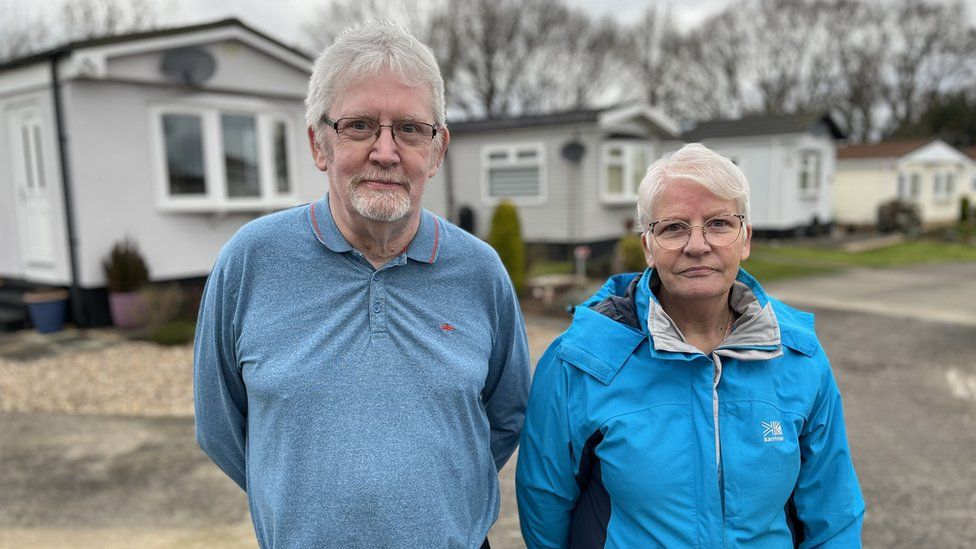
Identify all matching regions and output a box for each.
[435,123,657,244]
[693,133,835,231]
[63,80,324,287]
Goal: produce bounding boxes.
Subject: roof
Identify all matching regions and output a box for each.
[447,107,610,134]
[836,139,933,160]
[447,103,680,138]
[0,18,312,73]
[959,145,976,160]
[682,112,845,141]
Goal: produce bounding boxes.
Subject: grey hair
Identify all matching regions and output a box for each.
[305,20,446,146]
[636,143,751,228]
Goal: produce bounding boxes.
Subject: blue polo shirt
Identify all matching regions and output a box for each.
[194,195,531,548]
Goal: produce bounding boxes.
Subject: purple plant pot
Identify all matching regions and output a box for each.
[108,291,149,328]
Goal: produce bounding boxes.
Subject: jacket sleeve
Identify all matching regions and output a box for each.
[483,276,531,472]
[516,340,580,549]
[794,353,865,548]
[193,253,248,491]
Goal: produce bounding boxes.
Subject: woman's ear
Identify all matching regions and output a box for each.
[640,232,655,269]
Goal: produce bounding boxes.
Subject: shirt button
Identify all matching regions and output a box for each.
[372,303,382,313]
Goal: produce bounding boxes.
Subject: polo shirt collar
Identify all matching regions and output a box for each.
[308,193,441,264]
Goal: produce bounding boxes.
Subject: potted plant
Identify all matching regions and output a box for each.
[103,238,150,328]
[23,288,70,333]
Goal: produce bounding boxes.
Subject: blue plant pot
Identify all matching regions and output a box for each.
[24,290,69,334]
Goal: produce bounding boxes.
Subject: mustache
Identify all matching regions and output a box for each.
[350,170,410,189]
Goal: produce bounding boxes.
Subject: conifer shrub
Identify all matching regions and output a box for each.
[487,200,526,295]
[103,238,149,292]
[616,233,648,273]
[877,199,921,234]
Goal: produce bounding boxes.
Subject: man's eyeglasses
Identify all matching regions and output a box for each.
[648,214,745,250]
[324,116,438,147]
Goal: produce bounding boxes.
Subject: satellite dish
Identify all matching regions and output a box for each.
[561,140,585,162]
[161,47,216,87]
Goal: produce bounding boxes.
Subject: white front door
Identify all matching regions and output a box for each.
[8,105,56,267]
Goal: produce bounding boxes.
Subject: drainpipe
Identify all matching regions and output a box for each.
[50,52,87,327]
[443,134,455,224]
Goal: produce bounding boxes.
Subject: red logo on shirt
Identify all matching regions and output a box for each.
[440,323,456,332]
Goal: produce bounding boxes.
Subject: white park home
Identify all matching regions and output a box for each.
[0,19,320,326]
[834,139,973,228]
[680,112,846,236]
[424,104,680,254]
[429,109,846,247]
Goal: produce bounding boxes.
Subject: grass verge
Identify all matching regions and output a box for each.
[744,240,976,282]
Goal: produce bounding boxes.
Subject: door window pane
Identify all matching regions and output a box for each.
[274,121,290,194]
[21,125,35,190]
[162,114,206,195]
[222,114,260,198]
[31,124,45,189]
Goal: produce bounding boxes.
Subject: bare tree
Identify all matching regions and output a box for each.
[0,1,49,62]
[620,6,684,109]
[302,0,444,55]
[429,0,582,118]
[0,0,164,63]
[61,0,160,42]
[515,14,629,113]
[880,0,973,134]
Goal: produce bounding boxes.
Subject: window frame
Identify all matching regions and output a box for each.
[480,142,547,206]
[600,140,653,204]
[150,103,298,213]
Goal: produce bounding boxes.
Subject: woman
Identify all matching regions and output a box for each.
[516,143,864,548]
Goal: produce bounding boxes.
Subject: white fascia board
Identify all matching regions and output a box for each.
[61,26,310,81]
[599,103,680,138]
[0,62,52,99]
[901,139,973,166]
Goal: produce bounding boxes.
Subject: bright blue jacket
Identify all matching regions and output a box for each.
[516,269,864,548]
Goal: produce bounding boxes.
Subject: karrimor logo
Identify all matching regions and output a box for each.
[762,421,784,443]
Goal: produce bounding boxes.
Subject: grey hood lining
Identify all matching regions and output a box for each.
[648,275,783,361]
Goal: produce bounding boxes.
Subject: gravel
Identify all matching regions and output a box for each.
[0,314,570,418]
[0,341,195,417]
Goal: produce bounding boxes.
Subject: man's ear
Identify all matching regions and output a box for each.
[640,232,655,269]
[427,126,450,179]
[308,127,329,172]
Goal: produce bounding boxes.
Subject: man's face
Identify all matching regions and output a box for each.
[308,69,448,227]
[641,179,751,305]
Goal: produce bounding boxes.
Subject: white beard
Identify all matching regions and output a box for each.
[349,184,411,222]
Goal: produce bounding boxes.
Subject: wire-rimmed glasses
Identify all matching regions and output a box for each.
[648,214,746,250]
[324,116,438,147]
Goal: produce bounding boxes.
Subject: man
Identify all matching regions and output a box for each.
[194,21,530,549]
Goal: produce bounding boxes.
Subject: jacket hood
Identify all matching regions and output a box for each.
[560,268,818,385]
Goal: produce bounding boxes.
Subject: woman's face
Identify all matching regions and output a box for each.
[641,179,751,305]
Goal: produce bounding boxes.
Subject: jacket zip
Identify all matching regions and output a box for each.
[712,353,727,548]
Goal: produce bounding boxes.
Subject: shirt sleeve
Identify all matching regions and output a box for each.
[794,353,865,548]
[516,340,580,549]
[193,251,248,491]
[483,278,531,472]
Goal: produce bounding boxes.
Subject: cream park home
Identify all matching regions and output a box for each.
[834,139,974,229]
